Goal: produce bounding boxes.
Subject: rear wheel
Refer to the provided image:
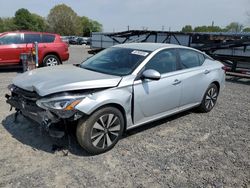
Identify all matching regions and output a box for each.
[198,83,219,112]
[43,55,60,66]
[76,107,124,154]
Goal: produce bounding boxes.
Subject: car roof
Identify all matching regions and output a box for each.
[114,43,181,52]
[1,31,59,36]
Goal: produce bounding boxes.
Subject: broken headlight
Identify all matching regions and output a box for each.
[37,97,84,111]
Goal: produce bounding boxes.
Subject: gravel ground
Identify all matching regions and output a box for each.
[0,46,249,188]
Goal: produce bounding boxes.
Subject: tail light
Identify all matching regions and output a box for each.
[221,66,229,72]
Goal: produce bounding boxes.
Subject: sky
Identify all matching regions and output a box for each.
[0,0,249,32]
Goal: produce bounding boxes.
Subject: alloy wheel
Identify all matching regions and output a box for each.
[205,87,218,110]
[46,57,59,66]
[91,114,121,149]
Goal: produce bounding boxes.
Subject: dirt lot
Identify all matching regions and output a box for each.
[0,46,249,188]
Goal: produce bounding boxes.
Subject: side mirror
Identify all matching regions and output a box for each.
[142,69,161,80]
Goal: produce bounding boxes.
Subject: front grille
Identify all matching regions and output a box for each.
[6,85,49,124]
[8,85,41,112]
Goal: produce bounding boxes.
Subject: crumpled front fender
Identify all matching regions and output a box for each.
[75,86,133,127]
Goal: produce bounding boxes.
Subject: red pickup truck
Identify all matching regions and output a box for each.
[0,31,69,66]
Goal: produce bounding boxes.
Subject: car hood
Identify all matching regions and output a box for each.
[13,65,122,96]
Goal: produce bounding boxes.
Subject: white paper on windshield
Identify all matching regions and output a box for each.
[131,50,149,56]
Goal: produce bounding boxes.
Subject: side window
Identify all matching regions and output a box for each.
[42,34,55,43]
[24,34,41,43]
[179,49,201,69]
[145,49,177,74]
[0,33,22,44]
[198,53,205,65]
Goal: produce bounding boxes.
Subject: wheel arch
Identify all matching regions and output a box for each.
[75,88,133,132]
[41,52,62,66]
[211,81,220,93]
[88,103,128,133]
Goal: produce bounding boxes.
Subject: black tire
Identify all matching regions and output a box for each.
[43,54,60,67]
[198,83,219,113]
[76,107,124,155]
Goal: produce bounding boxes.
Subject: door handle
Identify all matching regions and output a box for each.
[173,79,181,85]
[204,70,210,74]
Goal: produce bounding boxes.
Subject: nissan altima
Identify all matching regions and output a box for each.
[6,43,225,154]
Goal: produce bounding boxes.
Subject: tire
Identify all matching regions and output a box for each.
[198,83,219,113]
[43,54,60,67]
[76,107,124,155]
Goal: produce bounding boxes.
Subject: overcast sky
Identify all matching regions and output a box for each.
[0,0,249,32]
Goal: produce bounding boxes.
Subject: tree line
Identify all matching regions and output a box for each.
[0,4,102,36]
[0,3,249,35]
[181,22,250,33]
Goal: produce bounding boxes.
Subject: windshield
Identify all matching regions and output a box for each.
[80,47,151,76]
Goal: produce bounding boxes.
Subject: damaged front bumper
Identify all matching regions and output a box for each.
[6,93,60,126]
[5,85,83,128]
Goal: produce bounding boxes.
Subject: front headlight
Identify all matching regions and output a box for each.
[37,97,84,111]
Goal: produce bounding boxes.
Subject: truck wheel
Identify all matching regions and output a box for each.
[43,55,60,66]
[76,107,124,155]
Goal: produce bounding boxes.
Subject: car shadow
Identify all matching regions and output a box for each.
[0,66,23,73]
[2,110,192,157]
[226,76,250,86]
[1,114,92,157]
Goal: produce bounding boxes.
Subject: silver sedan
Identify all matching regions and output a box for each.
[6,43,225,154]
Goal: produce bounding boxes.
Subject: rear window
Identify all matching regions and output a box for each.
[179,49,203,69]
[198,53,205,65]
[24,34,41,43]
[42,34,55,43]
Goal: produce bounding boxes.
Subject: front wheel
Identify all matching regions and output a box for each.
[198,83,219,112]
[76,107,124,154]
[43,55,60,67]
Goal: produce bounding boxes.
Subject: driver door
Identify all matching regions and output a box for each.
[0,33,24,65]
[133,49,182,125]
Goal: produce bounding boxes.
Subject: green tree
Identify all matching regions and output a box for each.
[47,4,81,35]
[0,18,4,32]
[225,22,243,32]
[193,25,223,32]
[193,26,208,32]
[243,27,250,32]
[0,5,103,34]
[80,16,102,36]
[2,17,16,31]
[81,16,91,36]
[90,20,102,32]
[31,14,47,31]
[181,25,192,32]
[0,9,47,32]
[206,26,223,32]
[14,8,34,30]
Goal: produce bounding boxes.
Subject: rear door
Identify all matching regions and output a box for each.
[133,49,182,125]
[40,34,56,60]
[177,48,211,107]
[24,33,42,57]
[0,33,24,65]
